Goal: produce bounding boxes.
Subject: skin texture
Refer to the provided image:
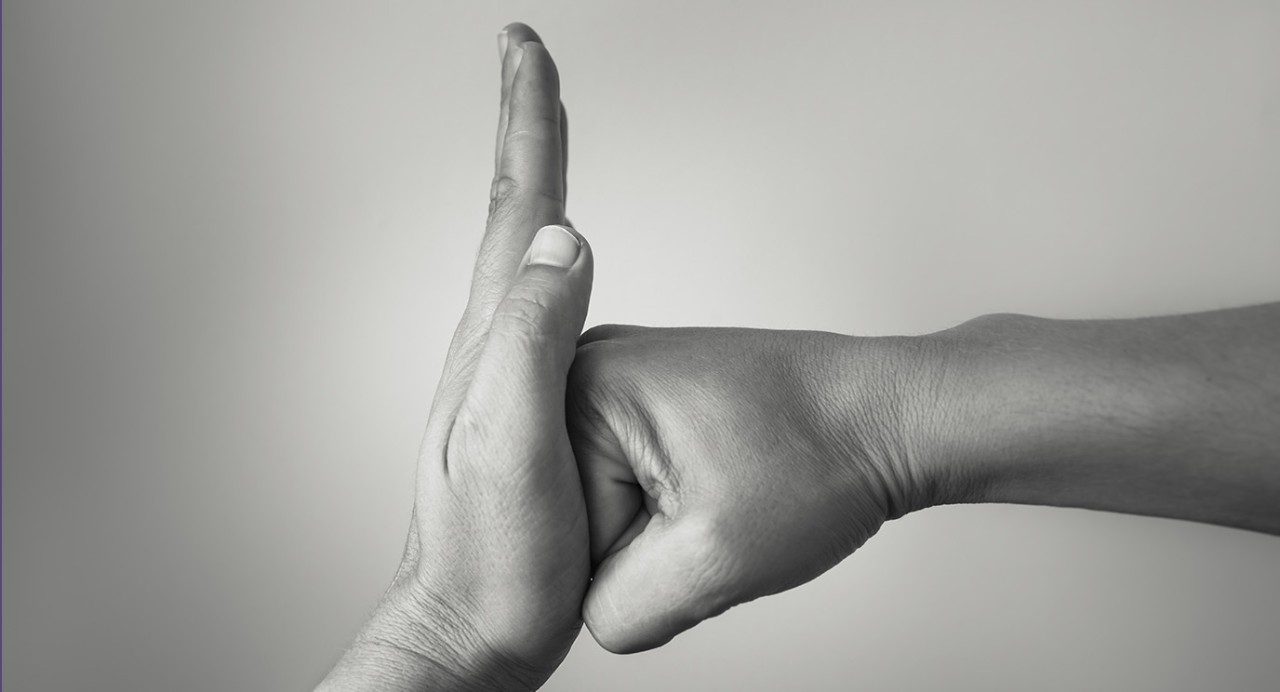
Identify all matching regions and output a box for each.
[567,306,1280,654]
[566,327,919,653]
[322,21,1280,690]
[922,305,1280,534]
[319,24,589,691]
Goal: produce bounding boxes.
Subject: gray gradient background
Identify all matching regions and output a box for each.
[5,2,1280,690]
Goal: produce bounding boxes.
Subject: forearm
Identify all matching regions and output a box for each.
[912,304,1280,533]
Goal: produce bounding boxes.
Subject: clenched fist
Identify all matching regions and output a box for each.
[567,326,932,653]
[566,309,1280,655]
[322,18,1280,687]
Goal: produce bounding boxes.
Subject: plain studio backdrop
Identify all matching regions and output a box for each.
[4,2,1280,690]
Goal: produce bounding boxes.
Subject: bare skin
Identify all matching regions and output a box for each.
[321,22,1280,689]
[319,24,590,691]
[568,305,1280,653]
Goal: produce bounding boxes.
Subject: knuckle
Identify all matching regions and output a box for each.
[487,174,564,220]
[488,175,519,215]
[569,338,609,383]
[569,327,646,401]
[578,323,638,347]
[567,340,634,422]
[565,345,614,433]
[578,323,618,345]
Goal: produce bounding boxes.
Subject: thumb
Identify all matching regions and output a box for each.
[456,224,593,468]
[584,512,742,654]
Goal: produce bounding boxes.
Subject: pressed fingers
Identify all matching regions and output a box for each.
[427,24,567,446]
[473,29,566,328]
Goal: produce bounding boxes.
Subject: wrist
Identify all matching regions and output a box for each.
[799,316,1094,518]
[834,305,1280,535]
[907,313,1041,509]
[797,330,944,519]
[906,312,1113,511]
[319,571,541,692]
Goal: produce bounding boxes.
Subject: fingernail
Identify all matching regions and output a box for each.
[498,30,509,61]
[527,225,581,269]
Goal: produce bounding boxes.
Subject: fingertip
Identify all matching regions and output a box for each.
[497,39,563,203]
[501,22,544,47]
[513,40,560,87]
[583,584,674,655]
[553,222,588,253]
[583,584,647,654]
[558,224,594,278]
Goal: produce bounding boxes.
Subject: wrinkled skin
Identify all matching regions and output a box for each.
[320,24,592,691]
[567,325,926,653]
